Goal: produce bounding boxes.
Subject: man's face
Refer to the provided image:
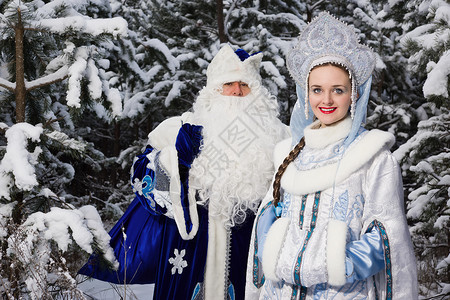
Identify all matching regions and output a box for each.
[221,81,251,97]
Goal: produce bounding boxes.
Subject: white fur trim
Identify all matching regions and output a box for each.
[274,129,395,195]
[204,216,228,299]
[262,217,290,282]
[159,146,199,240]
[147,116,182,150]
[327,219,348,286]
[147,112,195,150]
[304,117,352,149]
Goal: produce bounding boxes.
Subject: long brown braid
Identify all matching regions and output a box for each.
[273,137,305,209]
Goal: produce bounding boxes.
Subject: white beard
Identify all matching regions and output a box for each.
[189,85,286,227]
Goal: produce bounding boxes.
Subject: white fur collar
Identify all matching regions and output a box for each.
[304,117,352,149]
[274,129,395,195]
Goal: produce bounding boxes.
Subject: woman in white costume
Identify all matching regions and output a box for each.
[245,12,419,299]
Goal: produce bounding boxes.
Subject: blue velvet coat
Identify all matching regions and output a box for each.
[79,123,255,300]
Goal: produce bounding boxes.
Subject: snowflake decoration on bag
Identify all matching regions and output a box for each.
[168,248,188,275]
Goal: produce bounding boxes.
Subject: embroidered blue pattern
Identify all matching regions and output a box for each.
[299,194,307,228]
[132,174,157,210]
[295,141,345,167]
[275,202,285,217]
[367,220,392,300]
[291,285,298,300]
[228,283,236,300]
[141,174,156,199]
[291,285,307,300]
[282,192,292,217]
[332,190,349,222]
[191,283,202,300]
[347,193,364,224]
[294,191,321,286]
[313,283,327,299]
[300,286,307,299]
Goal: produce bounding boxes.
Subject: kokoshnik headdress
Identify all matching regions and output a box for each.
[286,12,376,147]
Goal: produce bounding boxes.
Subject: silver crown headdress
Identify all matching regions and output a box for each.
[287,12,375,119]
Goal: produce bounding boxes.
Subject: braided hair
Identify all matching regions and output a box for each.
[272,137,305,209]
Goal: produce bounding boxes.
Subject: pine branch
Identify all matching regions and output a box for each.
[224,0,251,46]
[26,66,69,92]
[422,291,450,300]
[0,77,15,92]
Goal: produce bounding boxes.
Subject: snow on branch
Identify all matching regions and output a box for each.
[423,50,450,98]
[122,90,152,118]
[0,123,43,200]
[86,58,102,99]
[142,38,180,74]
[46,130,86,152]
[0,76,15,92]
[7,205,118,298]
[18,205,117,263]
[105,87,122,118]
[393,116,448,162]
[0,202,14,240]
[261,61,287,88]
[165,81,185,107]
[66,48,88,108]
[25,66,69,91]
[38,16,128,38]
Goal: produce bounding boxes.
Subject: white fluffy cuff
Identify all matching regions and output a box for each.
[160,146,199,240]
[326,219,348,286]
[262,217,290,282]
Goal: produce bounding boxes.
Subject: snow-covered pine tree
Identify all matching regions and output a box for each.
[394,0,450,297]
[342,0,422,148]
[0,0,132,298]
[110,0,206,174]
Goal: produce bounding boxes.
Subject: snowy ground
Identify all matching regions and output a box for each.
[78,277,154,300]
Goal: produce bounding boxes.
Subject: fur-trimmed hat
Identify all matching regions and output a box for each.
[206,44,263,88]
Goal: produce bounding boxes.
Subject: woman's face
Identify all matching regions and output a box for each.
[308,65,352,127]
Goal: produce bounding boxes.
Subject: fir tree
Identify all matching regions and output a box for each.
[0,0,131,297]
[394,0,450,297]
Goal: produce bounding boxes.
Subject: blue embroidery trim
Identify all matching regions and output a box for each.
[367,220,392,300]
[332,190,349,222]
[291,285,298,300]
[282,192,292,217]
[294,191,321,286]
[252,201,273,287]
[300,285,307,299]
[228,283,235,300]
[141,174,156,199]
[275,201,285,217]
[191,283,201,300]
[299,194,307,228]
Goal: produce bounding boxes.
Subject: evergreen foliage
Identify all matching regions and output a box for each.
[394,0,450,296]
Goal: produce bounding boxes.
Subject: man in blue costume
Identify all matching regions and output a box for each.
[79,44,288,299]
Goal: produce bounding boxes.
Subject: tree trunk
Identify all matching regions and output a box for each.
[15,7,26,123]
[216,0,228,43]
